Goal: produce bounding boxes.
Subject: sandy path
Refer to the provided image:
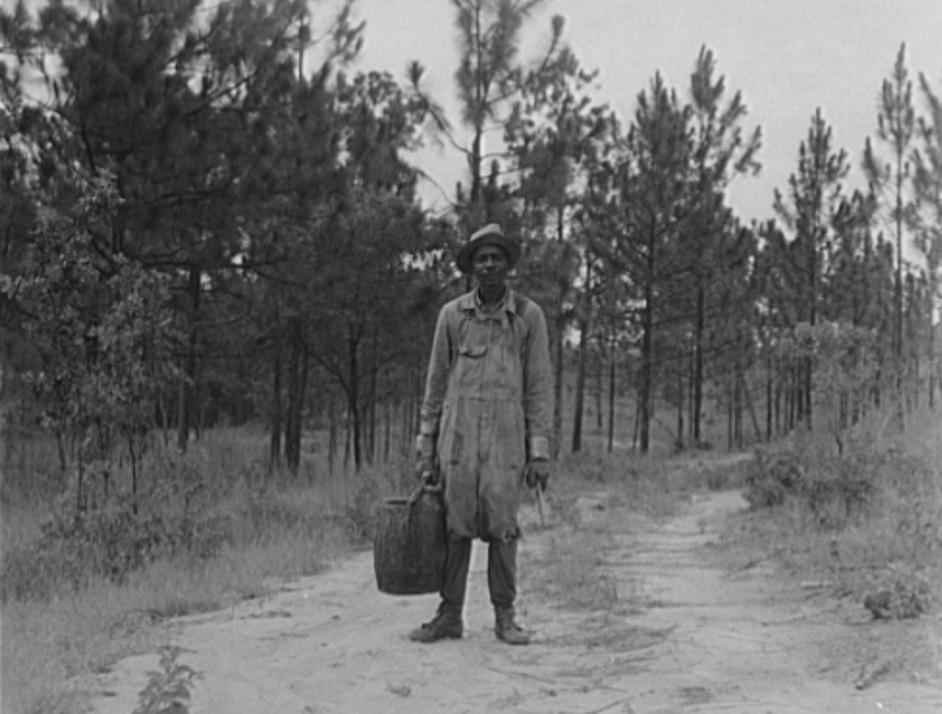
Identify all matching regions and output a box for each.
[88,489,942,714]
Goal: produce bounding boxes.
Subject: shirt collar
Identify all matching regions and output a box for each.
[459,287,518,324]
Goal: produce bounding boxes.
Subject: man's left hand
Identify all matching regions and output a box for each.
[524,458,550,491]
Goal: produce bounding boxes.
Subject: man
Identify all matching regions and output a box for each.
[410,223,553,646]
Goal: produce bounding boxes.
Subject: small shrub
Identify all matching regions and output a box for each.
[863,573,932,620]
[744,449,804,509]
[802,454,874,529]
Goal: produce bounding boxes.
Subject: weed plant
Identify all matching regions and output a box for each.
[132,645,200,714]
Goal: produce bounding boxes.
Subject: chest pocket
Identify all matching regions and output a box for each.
[456,318,490,358]
[451,318,491,390]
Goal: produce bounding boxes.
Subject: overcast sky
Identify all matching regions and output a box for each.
[347,0,942,231]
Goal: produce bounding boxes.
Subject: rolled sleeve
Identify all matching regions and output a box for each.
[521,301,554,460]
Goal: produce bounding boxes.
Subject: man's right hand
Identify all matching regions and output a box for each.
[415,435,438,485]
[415,458,439,486]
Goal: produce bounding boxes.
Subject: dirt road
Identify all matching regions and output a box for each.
[89,487,942,714]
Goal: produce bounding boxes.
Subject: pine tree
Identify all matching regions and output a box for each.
[911,70,942,408]
[863,43,917,424]
[685,46,761,445]
[593,74,694,453]
[774,107,850,429]
[504,45,611,455]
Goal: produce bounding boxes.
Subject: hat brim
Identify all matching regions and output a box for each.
[456,233,521,274]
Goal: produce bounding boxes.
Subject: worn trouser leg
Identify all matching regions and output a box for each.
[409,533,469,643]
[441,533,473,608]
[486,537,517,608]
[488,537,529,644]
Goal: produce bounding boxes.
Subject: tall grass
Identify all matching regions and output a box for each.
[0,427,408,714]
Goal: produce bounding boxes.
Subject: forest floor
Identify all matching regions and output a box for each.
[84,455,942,714]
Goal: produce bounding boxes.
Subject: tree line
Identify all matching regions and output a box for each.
[1,0,940,509]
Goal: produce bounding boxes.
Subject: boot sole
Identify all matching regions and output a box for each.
[495,630,530,645]
[409,628,463,643]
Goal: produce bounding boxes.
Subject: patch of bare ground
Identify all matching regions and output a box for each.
[84,465,941,714]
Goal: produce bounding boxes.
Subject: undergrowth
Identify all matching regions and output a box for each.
[739,411,942,622]
[0,430,406,714]
[3,415,936,713]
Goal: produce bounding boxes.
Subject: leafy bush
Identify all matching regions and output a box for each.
[744,446,877,528]
[863,573,932,620]
[801,453,874,529]
[743,448,805,509]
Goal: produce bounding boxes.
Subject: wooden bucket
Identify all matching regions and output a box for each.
[373,485,446,595]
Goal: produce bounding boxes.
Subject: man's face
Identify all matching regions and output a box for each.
[472,244,510,288]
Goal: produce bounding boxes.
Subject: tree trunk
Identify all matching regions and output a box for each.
[675,356,684,452]
[765,353,773,441]
[929,289,937,410]
[285,333,309,475]
[639,292,653,453]
[571,319,588,453]
[552,321,565,458]
[347,331,362,470]
[551,204,568,459]
[595,346,604,431]
[367,332,379,465]
[687,341,695,444]
[177,267,200,451]
[269,339,283,472]
[804,355,813,430]
[607,343,616,453]
[735,372,744,448]
[285,333,302,474]
[384,399,392,464]
[328,393,337,477]
[693,285,705,443]
[571,256,592,453]
[740,370,761,444]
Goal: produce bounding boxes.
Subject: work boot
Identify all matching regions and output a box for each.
[494,606,530,645]
[408,602,463,643]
